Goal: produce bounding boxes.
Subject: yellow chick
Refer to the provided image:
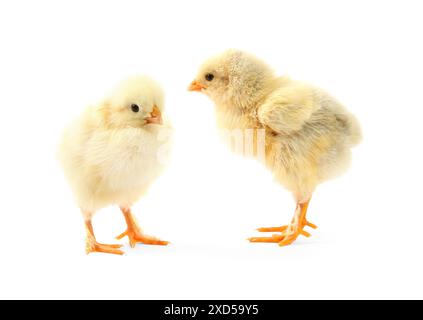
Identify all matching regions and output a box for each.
[59,75,170,255]
[189,49,361,246]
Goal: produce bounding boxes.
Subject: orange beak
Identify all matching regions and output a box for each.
[145,105,162,125]
[188,80,206,92]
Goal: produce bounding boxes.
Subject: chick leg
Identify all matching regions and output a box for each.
[249,198,316,246]
[85,219,124,255]
[116,207,169,248]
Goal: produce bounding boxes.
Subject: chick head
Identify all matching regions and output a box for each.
[188,49,274,108]
[101,75,164,129]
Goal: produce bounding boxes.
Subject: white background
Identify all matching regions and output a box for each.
[0,0,422,300]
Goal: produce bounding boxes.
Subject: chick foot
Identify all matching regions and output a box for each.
[84,219,124,255]
[249,199,316,247]
[116,229,169,248]
[118,206,169,248]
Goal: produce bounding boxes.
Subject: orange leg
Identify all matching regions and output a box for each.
[249,198,317,246]
[116,207,169,248]
[85,219,124,255]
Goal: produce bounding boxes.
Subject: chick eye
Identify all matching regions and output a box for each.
[205,73,214,81]
[131,104,140,113]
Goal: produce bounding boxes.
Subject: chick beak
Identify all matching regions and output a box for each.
[188,80,206,92]
[145,105,162,125]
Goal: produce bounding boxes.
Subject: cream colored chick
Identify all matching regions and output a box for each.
[59,76,171,255]
[189,49,361,246]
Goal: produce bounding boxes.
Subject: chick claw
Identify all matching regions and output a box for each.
[248,234,284,243]
[248,230,304,246]
[86,242,124,255]
[116,229,169,248]
[257,221,317,233]
[249,221,317,246]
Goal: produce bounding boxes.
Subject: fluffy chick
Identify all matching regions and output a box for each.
[59,76,171,255]
[189,49,361,246]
